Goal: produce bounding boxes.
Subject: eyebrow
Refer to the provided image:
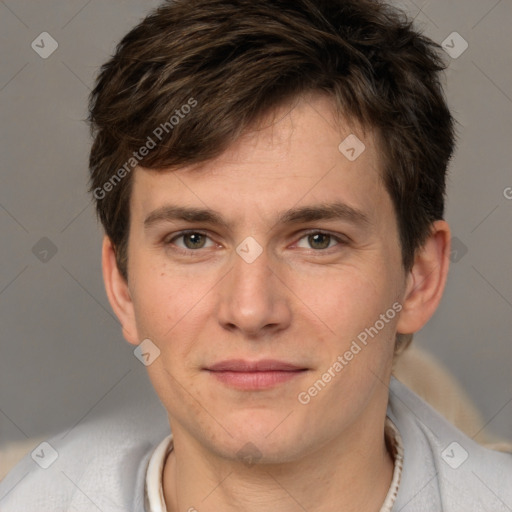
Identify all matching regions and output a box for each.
[143,201,370,231]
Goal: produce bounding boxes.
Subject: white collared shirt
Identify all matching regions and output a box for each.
[144,417,404,512]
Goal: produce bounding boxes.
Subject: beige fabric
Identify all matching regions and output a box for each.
[392,343,512,451]
[0,437,46,481]
[2,344,510,481]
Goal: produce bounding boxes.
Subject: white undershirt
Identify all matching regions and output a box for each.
[144,417,404,512]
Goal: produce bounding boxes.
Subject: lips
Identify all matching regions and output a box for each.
[205,359,308,390]
[207,359,306,372]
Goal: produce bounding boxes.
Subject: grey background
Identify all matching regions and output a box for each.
[0,0,511,450]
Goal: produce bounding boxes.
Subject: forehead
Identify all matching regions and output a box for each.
[130,94,390,229]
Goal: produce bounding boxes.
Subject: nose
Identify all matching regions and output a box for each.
[215,244,292,339]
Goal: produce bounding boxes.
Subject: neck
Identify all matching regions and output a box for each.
[162,400,394,512]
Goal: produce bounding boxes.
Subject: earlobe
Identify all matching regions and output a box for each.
[101,235,140,346]
[396,220,451,335]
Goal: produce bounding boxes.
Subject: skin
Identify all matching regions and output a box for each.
[103,93,451,512]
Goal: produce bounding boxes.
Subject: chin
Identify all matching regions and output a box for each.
[214,415,309,462]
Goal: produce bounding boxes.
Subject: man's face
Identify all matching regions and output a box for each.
[125,94,408,462]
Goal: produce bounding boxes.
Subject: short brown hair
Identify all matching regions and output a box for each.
[88,0,456,351]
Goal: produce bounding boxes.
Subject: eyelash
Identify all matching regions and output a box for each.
[164,229,349,256]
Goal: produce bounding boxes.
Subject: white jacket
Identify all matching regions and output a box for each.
[1,376,511,511]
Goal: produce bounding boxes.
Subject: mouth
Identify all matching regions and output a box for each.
[204,359,309,390]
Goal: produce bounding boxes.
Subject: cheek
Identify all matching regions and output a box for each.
[129,260,219,372]
[130,256,194,333]
[131,277,172,338]
[295,262,397,338]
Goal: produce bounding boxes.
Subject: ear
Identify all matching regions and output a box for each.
[101,235,140,346]
[396,220,451,335]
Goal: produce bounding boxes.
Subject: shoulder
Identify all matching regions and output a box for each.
[388,376,512,511]
[0,383,169,512]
